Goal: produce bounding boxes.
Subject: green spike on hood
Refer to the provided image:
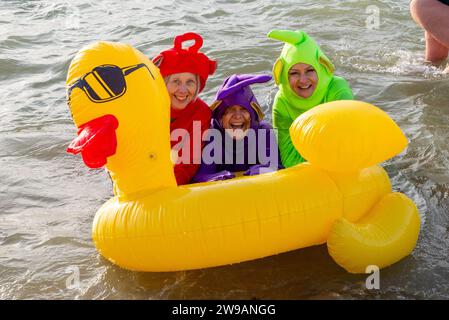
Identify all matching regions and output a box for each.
[268,29,335,115]
[267,30,306,45]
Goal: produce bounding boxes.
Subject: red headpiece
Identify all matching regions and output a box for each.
[152,32,217,92]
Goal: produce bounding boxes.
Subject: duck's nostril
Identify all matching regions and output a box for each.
[148,152,157,160]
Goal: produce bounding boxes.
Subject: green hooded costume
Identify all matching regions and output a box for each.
[268,30,353,168]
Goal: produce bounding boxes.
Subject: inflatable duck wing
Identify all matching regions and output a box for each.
[66,41,420,273]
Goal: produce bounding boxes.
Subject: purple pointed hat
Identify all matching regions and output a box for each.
[211,74,272,128]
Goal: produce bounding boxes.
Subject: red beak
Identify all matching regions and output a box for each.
[67,114,119,169]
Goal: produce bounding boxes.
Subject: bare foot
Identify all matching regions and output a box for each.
[444,65,449,74]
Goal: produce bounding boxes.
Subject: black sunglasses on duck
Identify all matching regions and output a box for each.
[67,63,154,103]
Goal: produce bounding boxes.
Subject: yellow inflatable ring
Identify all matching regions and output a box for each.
[66,42,420,273]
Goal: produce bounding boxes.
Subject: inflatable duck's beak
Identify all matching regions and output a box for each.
[67,114,119,169]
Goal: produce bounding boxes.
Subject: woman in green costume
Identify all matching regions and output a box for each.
[268,30,354,168]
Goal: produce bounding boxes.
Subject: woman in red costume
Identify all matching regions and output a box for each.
[153,32,217,185]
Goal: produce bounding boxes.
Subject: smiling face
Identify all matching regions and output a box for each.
[221,105,251,140]
[288,63,318,98]
[165,72,198,110]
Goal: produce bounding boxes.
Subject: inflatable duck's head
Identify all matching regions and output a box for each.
[267,30,335,111]
[66,41,177,197]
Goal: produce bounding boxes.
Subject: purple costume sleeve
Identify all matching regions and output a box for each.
[192,160,235,183]
[244,121,283,176]
[191,127,235,183]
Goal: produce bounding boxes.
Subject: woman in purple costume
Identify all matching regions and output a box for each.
[192,74,281,183]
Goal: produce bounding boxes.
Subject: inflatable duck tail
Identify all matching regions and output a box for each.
[327,193,421,273]
[289,100,408,172]
[290,100,421,273]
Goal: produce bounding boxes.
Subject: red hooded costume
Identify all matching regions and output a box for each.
[153,32,217,185]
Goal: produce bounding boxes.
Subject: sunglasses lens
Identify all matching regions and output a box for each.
[68,64,135,103]
[84,83,101,101]
[93,65,126,96]
[67,79,101,102]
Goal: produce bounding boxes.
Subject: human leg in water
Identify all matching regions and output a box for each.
[410,0,449,71]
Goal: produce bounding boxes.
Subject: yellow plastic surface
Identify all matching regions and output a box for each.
[327,193,421,273]
[290,100,408,172]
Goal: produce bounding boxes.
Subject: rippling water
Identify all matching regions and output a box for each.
[1,0,448,299]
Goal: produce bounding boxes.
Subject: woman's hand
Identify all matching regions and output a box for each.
[207,170,236,181]
[244,164,277,176]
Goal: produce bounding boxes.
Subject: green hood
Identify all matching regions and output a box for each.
[268,30,335,114]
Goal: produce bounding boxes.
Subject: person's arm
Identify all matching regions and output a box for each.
[174,164,196,185]
[327,76,354,101]
[173,103,212,185]
[173,129,202,185]
[193,168,235,182]
[191,152,217,182]
[244,122,282,175]
[191,139,235,182]
[272,96,306,168]
[174,154,234,184]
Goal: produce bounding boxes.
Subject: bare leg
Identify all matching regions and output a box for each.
[425,31,449,62]
[410,0,449,62]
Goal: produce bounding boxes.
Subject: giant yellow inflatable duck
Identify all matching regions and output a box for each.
[65,41,420,273]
